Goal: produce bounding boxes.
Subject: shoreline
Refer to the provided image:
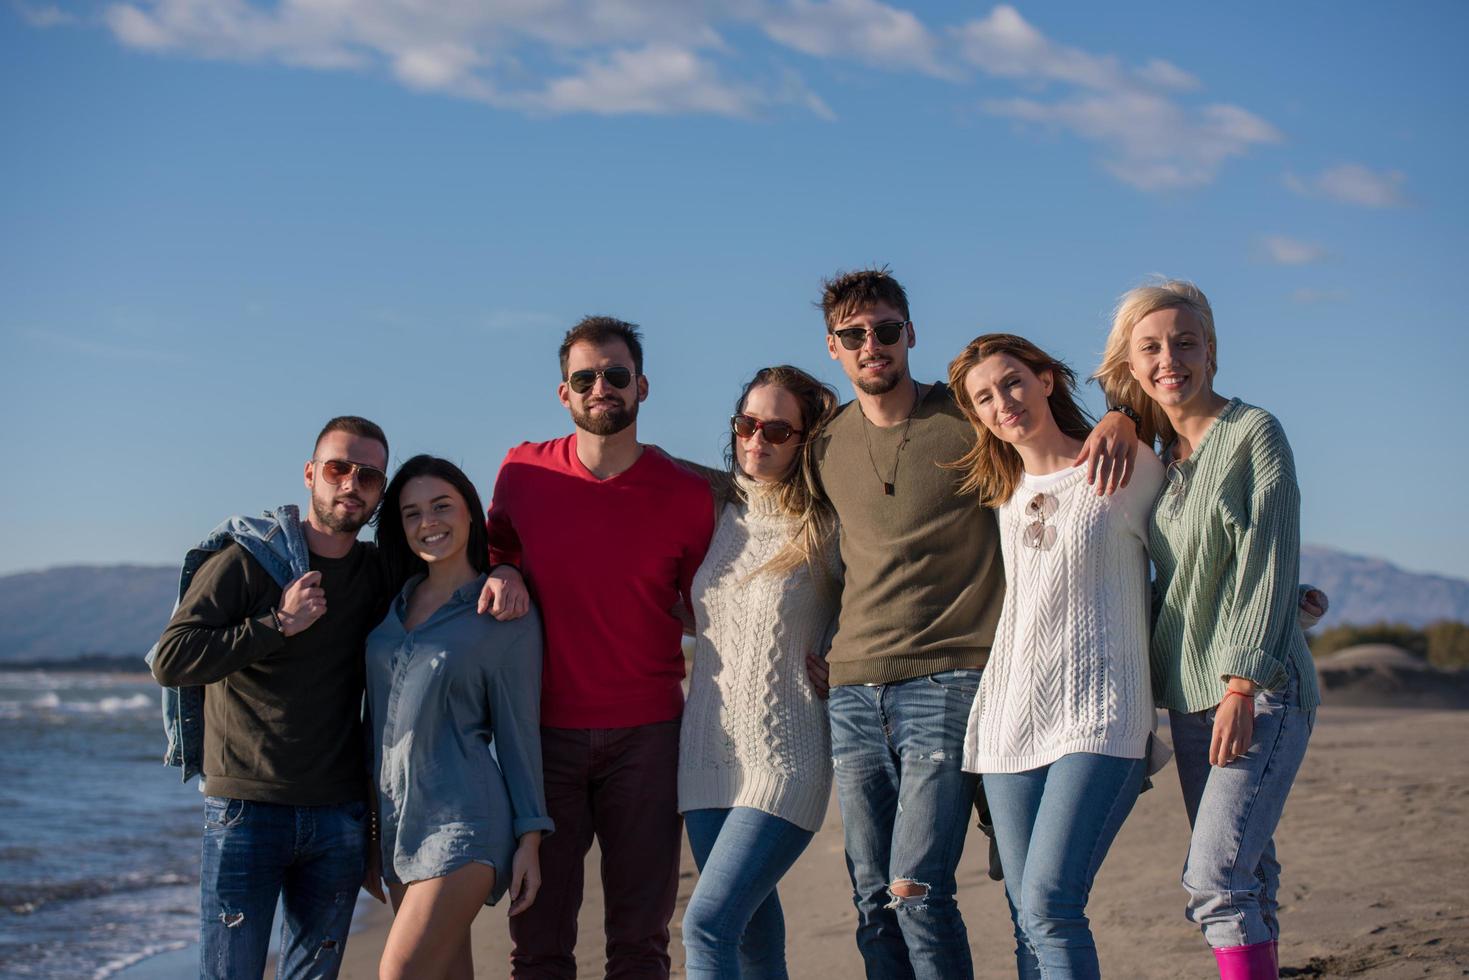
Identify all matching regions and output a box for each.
[331,706,1469,979]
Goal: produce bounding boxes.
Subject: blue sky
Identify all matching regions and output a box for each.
[3,1,1466,580]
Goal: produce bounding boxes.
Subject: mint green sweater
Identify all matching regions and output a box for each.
[1150,399,1321,713]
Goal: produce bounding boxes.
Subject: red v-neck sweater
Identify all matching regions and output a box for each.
[487,434,715,729]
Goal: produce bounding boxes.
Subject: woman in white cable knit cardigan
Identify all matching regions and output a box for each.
[950,334,1164,980]
[677,365,842,980]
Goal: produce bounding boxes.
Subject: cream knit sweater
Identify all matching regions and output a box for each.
[678,477,840,832]
[963,453,1165,774]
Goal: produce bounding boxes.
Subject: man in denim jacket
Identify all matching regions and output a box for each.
[149,416,395,980]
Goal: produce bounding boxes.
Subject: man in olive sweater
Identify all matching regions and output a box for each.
[811,269,1139,980]
[151,416,395,980]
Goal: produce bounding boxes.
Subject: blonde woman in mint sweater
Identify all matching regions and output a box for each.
[1097,280,1320,980]
[950,334,1164,980]
[677,365,841,980]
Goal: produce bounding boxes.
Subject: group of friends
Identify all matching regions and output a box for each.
[148,267,1325,980]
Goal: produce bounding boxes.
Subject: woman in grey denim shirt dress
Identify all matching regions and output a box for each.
[366,455,554,980]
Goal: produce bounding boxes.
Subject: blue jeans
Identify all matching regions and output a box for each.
[1169,666,1315,949]
[829,668,981,980]
[199,796,367,980]
[983,753,1147,980]
[682,807,815,979]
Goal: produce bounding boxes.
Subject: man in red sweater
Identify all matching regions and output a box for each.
[485,316,715,979]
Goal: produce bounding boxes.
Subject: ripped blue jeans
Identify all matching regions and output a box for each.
[829,668,981,980]
[199,797,366,979]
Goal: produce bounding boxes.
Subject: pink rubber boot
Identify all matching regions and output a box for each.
[1212,941,1278,979]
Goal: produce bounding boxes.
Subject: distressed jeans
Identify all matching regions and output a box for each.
[682,807,815,979]
[829,668,982,980]
[1169,665,1315,949]
[983,753,1148,980]
[198,796,367,980]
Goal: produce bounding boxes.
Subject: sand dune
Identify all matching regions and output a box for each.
[1315,646,1469,710]
[339,706,1469,978]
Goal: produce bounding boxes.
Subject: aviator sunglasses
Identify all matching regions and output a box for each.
[731,414,804,445]
[832,319,910,351]
[567,367,635,394]
[1023,492,1058,551]
[313,458,387,493]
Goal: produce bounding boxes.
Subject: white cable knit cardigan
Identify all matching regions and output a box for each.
[678,476,840,832]
[963,453,1164,774]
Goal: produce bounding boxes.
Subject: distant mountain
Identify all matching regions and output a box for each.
[0,546,1464,661]
[1299,546,1469,629]
[0,565,177,663]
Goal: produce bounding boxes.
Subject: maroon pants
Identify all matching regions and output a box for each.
[510,720,682,980]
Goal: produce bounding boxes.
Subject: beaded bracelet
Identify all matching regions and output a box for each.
[1106,404,1143,436]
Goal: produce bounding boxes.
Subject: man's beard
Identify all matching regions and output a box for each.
[572,399,637,436]
[313,493,371,534]
[853,370,903,396]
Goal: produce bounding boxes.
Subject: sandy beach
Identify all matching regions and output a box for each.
[336,705,1469,979]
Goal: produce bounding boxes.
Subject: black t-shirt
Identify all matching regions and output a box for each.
[152,540,395,805]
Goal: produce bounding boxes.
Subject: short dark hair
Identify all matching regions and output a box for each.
[558,315,644,378]
[818,266,911,331]
[375,455,490,586]
[314,416,389,463]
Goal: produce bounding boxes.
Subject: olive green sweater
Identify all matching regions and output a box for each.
[813,383,1004,686]
[1150,399,1321,713]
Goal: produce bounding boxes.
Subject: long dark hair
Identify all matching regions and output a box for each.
[723,365,840,578]
[375,455,490,585]
[946,333,1095,506]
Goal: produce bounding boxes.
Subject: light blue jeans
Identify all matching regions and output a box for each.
[983,753,1147,980]
[1169,665,1315,948]
[682,807,815,979]
[829,668,982,980]
[199,796,366,980]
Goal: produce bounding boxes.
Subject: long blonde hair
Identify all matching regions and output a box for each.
[946,334,1094,507]
[1094,279,1217,447]
[727,365,840,579]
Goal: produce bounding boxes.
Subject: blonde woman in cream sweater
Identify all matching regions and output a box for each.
[952,334,1164,980]
[677,365,841,980]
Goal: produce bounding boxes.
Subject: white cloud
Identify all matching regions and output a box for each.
[95,0,774,114]
[520,45,755,117]
[38,0,1277,175]
[958,5,1277,190]
[761,0,949,77]
[954,4,1127,90]
[984,92,1278,191]
[1135,58,1199,92]
[1261,235,1327,266]
[1286,163,1407,208]
[390,43,481,93]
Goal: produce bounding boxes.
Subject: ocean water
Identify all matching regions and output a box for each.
[0,670,199,979]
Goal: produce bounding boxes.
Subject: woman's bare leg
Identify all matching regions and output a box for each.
[446,933,475,980]
[378,864,494,980]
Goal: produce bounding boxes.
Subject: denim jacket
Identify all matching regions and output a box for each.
[145,505,311,783]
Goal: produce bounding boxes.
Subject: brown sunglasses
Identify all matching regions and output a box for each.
[313,458,388,493]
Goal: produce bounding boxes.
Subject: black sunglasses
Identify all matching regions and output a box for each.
[731,414,803,445]
[567,367,634,394]
[832,320,909,351]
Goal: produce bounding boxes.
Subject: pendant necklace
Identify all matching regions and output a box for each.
[861,379,923,496]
